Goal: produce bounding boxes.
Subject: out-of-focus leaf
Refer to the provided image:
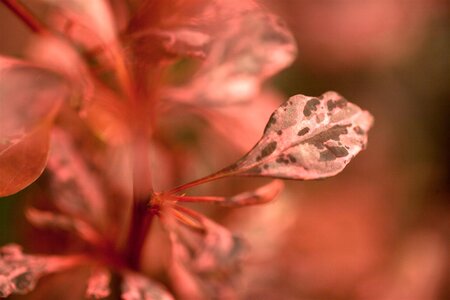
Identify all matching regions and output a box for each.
[25,207,101,246]
[85,266,111,299]
[0,124,51,197]
[133,0,296,104]
[121,272,174,300]
[47,129,108,231]
[219,91,373,180]
[27,36,93,110]
[0,57,68,197]
[41,0,117,49]
[177,179,284,207]
[168,209,245,299]
[0,244,81,297]
[180,10,296,105]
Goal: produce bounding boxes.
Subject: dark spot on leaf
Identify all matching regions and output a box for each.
[287,154,297,163]
[303,98,320,117]
[263,164,269,169]
[327,145,349,158]
[319,150,335,161]
[260,141,277,159]
[327,98,347,111]
[276,154,290,164]
[277,130,283,135]
[306,125,349,149]
[320,145,349,161]
[353,126,365,135]
[248,166,262,173]
[297,127,310,136]
[12,272,33,291]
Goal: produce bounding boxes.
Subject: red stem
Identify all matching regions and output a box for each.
[1,0,47,34]
[175,195,225,203]
[167,169,235,194]
[124,199,153,270]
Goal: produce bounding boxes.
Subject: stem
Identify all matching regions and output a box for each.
[1,0,47,34]
[167,167,236,194]
[175,195,225,203]
[125,199,153,270]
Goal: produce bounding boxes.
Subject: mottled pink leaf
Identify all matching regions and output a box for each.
[158,1,296,105]
[0,244,81,297]
[186,13,296,105]
[219,91,373,180]
[168,209,245,299]
[171,207,245,275]
[86,267,111,299]
[121,272,174,300]
[177,180,284,207]
[0,57,68,197]
[46,129,108,230]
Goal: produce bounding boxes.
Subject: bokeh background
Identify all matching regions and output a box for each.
[1,1,449,299]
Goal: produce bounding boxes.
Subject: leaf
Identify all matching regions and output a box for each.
[121,272,174,300]
[220,91,374,180]
[41,0,117,49]
[168,210,246,299]
[186,11,297,105]
[85,266,111,299]
[154,1,297,105]
[27,36,93,110]
[46,129,109,231]
[0,244,81,297]
[0,57,68,196]
[171,207,246,275]
[177,180,284,207]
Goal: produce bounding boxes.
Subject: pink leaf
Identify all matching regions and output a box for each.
[168,210,245,299]
[221,91,374,180]
[177,179,284,207]
[0,57,68,197]
[0,244,82,297]
[46,129,109,231]
[27,36,93,109]
[121,272,174,300]
[159,1,297,105]
[171,207,245,275]
[85,266,111,299]
[169,92,373,193]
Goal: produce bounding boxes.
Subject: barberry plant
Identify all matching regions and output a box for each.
[0,0,373,299]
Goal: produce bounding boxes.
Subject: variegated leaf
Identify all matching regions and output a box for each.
[121,273,174,300]
[223,91,373,179]
[0,244,81,297]
[86,267,111,299]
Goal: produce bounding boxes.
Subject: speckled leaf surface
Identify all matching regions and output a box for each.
[0,244,80,297]
[224,91,374,179]
[85,267,111,299]
[121,272,174,300]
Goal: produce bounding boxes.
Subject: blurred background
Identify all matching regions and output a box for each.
[1,0,449,299]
